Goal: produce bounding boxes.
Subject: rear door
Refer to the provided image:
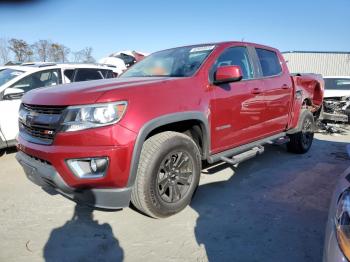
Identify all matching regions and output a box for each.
[253,48,292,134]
[210,46,266,152]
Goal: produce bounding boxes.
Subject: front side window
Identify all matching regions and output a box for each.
[10,69,61,92]
[324,78,350,90]
[211,46,254,80]
[0,68,24,87]
[121,45,215,78]
[256,48,282,77]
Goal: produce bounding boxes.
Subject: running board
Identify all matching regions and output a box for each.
[207,132,286,164]
[220,146,264,165]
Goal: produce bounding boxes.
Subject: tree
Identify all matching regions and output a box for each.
[73,47,95,63]
[60,45,70,63]
[8,38,33,62]
[48,43,70,62]
[0,38,10,65]
[32,40,51,62]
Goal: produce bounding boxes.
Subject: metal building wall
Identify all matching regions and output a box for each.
[282,52,350,76]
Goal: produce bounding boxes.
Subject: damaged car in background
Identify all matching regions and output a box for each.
[319,77,350,124]
[99,50,148,76]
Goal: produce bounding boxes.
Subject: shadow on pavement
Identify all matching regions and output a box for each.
[43,191,123,262]
[0,146,17,157]
[191,138,349,262]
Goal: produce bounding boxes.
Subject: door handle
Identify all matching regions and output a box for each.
[251,88,262,94]
[281,84,289,89]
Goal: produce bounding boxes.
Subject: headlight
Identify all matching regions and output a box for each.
[335,188,350,260]
[61,101,127,132]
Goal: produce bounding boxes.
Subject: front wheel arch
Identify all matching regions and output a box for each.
[127,112,209,188]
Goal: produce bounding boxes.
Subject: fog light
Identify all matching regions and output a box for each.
[90,159,97,172]
[66,157,109,179]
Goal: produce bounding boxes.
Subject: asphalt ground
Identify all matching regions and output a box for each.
[0,132,349,262]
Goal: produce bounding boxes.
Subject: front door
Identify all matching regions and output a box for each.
[210,46,266,153]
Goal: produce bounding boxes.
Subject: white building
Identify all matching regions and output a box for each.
[282,51,350,76]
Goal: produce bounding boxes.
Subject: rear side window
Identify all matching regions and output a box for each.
[256,48,282,77]
[100,69,114,78]
[64,69,74,81]
[74,69,103,82]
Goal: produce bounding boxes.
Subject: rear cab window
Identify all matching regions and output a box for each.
[255,48,282,77]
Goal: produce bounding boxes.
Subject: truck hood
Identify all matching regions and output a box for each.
[22,77,172,106]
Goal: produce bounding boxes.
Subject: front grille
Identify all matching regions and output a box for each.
[20,122,56,142]
[22,103,66,114]
[19,103,67,145]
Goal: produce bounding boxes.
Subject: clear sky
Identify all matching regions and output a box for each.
[0,0,349,60]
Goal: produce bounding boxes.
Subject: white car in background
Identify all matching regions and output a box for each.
[0,62,115,151]
[324,76,350,98]
[320,76,350,124]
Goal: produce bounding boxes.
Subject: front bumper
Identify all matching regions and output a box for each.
[16,151,132,209]
[16,123,137,188]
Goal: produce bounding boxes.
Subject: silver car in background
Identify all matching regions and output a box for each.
[323,145,350,261]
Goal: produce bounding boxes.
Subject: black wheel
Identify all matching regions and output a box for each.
[287,110,315,154]
[131,131,201,218]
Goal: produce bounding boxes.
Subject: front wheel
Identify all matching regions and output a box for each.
[131,131,201,218]
[287,110,315,154]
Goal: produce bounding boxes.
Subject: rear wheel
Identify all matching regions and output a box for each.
[287,110,315,154]
[131,131,201,218]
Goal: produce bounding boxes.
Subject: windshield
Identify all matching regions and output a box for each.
[121,45,215,78]
[0,68,24,87]
[324,78,350,90]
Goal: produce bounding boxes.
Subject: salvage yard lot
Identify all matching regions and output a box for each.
[0,132,349,262]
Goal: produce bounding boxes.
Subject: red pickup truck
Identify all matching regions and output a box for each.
[16,42,324,218]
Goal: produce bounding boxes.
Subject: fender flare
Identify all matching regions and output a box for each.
[126,111,210,187]
[286,109,314,134]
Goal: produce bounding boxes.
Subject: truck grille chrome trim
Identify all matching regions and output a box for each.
[19,103,67,145]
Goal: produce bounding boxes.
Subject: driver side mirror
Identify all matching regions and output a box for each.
[213,65,243,85]
[3,88,25,100]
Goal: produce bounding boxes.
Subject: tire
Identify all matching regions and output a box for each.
[287,110,315,154]
[131,131,201,218]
